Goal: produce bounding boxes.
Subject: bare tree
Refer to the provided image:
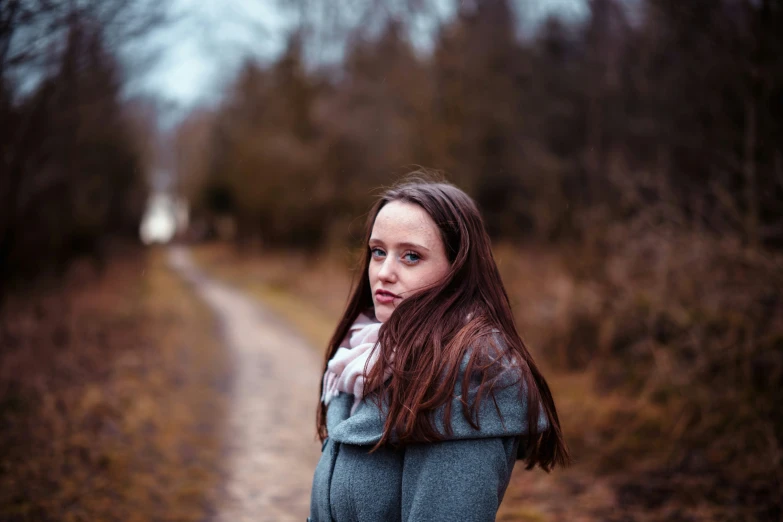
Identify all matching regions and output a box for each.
[0,0,170,301]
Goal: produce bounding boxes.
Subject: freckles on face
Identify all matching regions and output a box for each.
[368,200,451,323]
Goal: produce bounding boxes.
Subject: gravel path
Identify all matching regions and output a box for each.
[168,246,322,522]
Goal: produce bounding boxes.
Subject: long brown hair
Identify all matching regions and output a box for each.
[316,177,570,471]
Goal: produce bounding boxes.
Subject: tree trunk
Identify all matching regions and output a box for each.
[744,97,758,248]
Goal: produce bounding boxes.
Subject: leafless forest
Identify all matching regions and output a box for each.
[1,0,782,520]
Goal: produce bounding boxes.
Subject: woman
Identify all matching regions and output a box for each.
[309,179,570,522]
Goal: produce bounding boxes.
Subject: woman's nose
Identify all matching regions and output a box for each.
[377,257,397,282]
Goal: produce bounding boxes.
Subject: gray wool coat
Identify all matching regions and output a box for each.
[308,345,548,522]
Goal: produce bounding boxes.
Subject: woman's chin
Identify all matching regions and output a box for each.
[373,304,391,323]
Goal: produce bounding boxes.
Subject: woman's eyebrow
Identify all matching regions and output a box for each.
[398,241,430,253]
[368,239,430,253]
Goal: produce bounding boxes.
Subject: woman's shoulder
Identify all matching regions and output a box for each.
[428,328,544,437]
[457,328,524,389]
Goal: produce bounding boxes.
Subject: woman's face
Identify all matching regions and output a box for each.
[368,200,451,323]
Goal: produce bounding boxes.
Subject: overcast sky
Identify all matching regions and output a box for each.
[127,0,587,110]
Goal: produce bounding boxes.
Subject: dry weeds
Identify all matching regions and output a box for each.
[0,248,230,522]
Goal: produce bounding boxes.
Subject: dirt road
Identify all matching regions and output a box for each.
[168,246,322,522]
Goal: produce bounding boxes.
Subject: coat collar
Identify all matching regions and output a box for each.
[326,344,549,448]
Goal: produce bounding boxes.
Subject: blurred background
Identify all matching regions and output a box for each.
[1,0,782,521]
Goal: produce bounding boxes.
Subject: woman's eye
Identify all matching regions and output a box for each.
[402,251,421,263]
[370,247,385,258]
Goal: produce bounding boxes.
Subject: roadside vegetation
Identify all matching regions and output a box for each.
[0,249,230,522]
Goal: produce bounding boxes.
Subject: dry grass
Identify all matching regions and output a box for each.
[0,247,230,522]
[534,227,783,521]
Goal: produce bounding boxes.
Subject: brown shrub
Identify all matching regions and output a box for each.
[543,222,783,520]
[0,250,229,522]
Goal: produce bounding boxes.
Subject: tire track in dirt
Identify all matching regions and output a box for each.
[168,246,321,522]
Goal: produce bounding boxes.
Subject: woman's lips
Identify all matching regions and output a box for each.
[375,289,399,304]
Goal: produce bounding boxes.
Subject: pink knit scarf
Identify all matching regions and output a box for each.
[321,312,391,415]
